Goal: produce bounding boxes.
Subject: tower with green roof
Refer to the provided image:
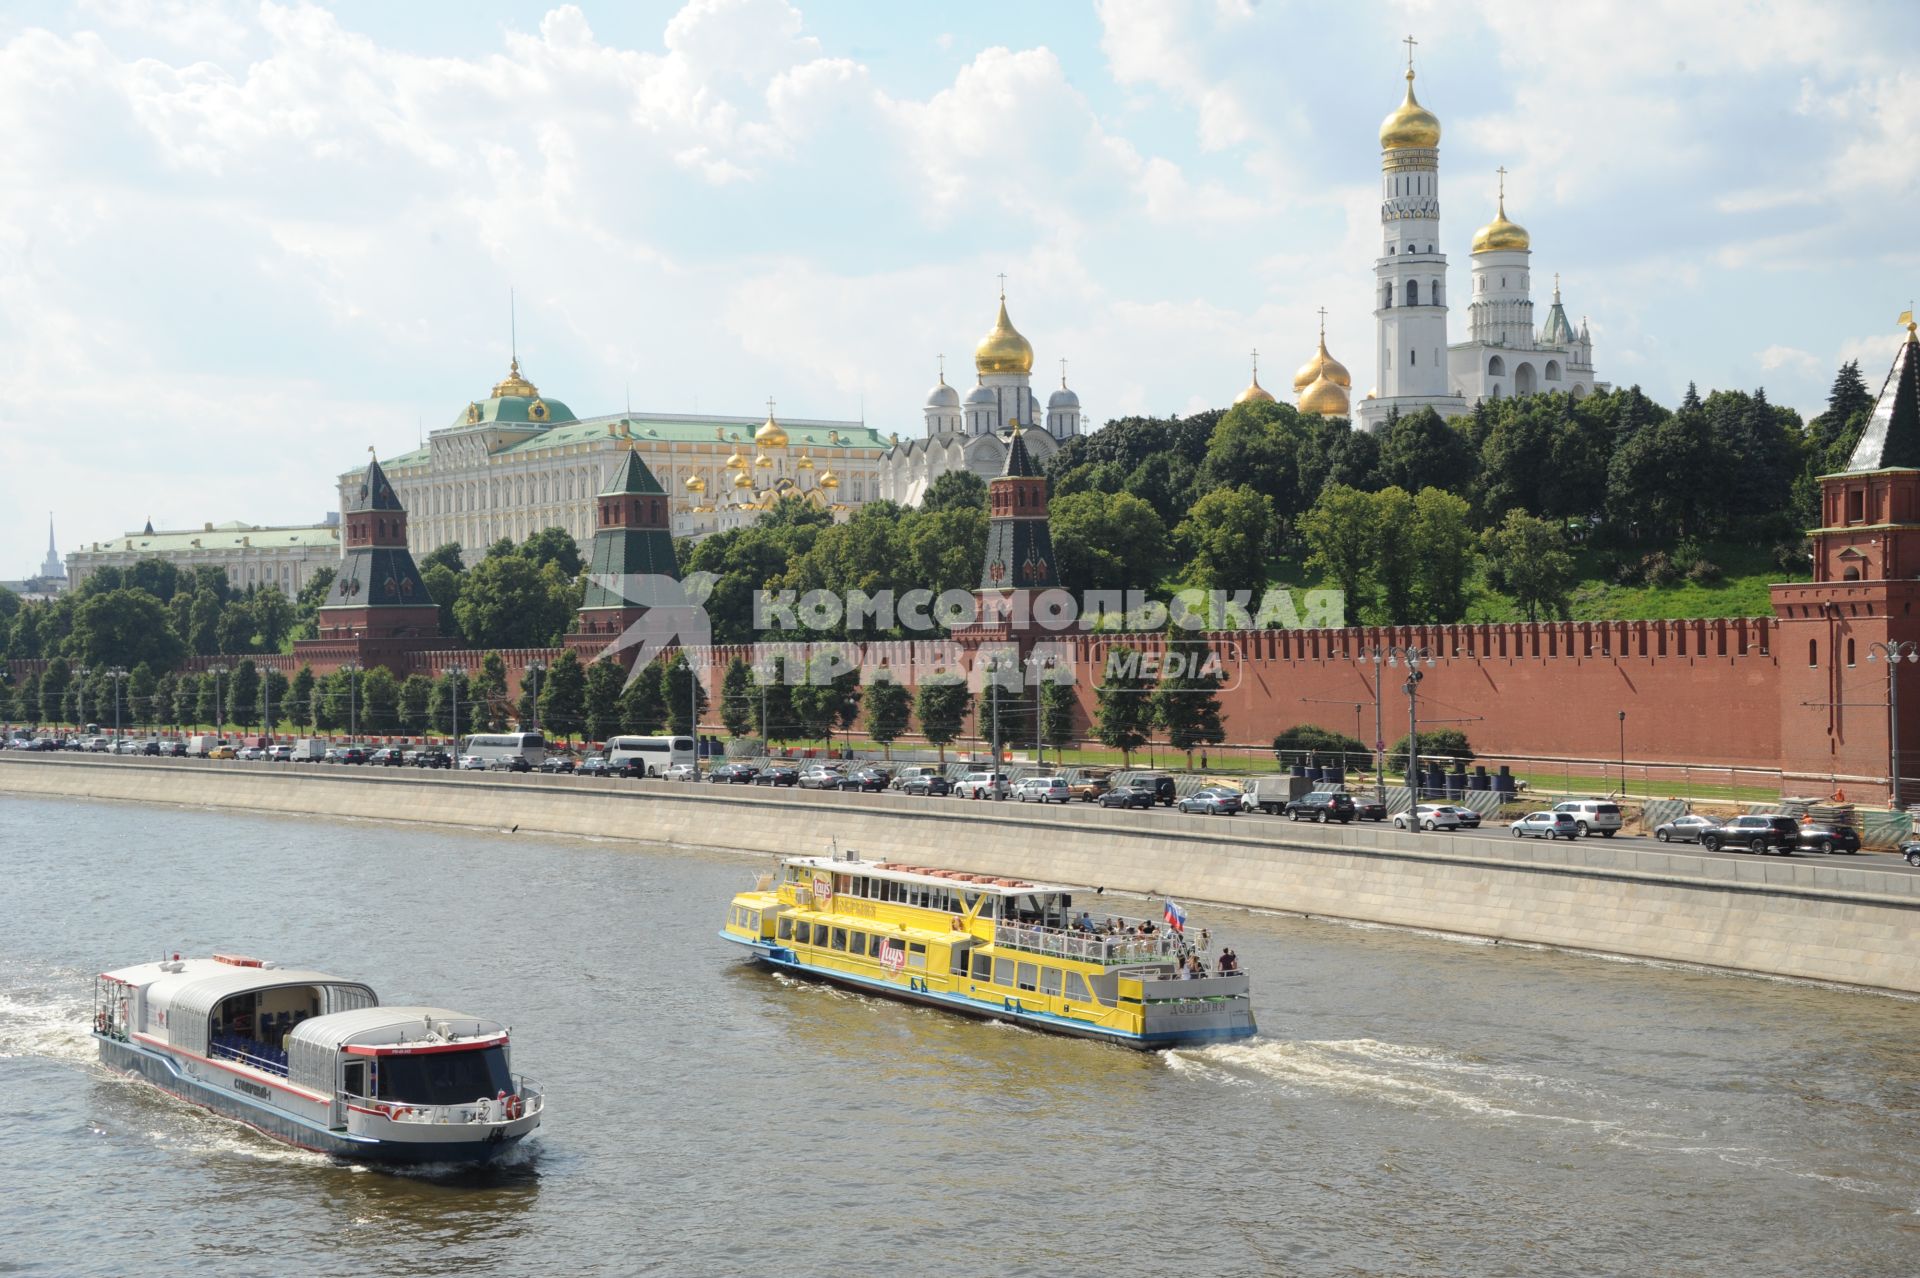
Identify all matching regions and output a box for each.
[567,445,680,657]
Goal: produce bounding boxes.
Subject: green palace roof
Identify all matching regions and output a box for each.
[376,412,887,474]
[80,522,340,555]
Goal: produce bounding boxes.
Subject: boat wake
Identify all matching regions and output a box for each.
[0,987,95,1064]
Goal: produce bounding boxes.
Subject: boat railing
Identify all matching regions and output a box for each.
[992,922,1184,966]
[211,1035,289,1078]
[345,1075,543,1126]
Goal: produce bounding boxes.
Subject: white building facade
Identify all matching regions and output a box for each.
[67,519,342,597]
[1355,56,1604,431]
[877,293,1083,507]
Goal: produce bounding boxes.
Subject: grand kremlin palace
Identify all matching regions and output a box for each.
[345,359,891,561]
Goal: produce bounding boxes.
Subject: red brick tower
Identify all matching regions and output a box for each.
[565,446,679,658]
[1772,320,1920,799]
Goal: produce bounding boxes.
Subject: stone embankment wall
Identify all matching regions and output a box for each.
[6,754,1917,996]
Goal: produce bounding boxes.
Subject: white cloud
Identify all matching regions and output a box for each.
[1759,344,1820,374]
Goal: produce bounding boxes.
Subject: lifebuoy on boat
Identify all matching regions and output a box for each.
[950,916,963,931]
[504,1093,523,1120]
[95,1010,107,1033]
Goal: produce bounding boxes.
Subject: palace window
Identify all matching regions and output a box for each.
[1406,280,1420,306]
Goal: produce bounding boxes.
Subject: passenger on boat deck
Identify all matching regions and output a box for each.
[1216,948,1239,974]
[1076,911,1095,932]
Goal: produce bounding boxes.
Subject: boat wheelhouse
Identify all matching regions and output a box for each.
[92,954,542,1164]
[721,855,1256,1047]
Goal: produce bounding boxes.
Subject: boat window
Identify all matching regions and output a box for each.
[1041,968,1062,996]
[748,911,761,932]
[812,923,830,947]
[1065,972,1092,1003]
[343,1060,366,1098]
[849,932,867,957]
[831,928,848,951]
[972,952,992,980]
[908,942,927,970]
[1017,963,1038,992]
[376,1046,512,1106]
[963,891,980,912]
[950,947,970,977]
[777,918,794,941]
[993,957,1015,986]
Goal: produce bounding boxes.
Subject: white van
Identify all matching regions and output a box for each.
[1553,799,1623,838]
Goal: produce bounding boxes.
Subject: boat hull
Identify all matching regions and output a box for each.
[724,933,1256,1049]
[96,1035,528,1166]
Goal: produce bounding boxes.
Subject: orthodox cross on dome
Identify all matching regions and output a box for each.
[1403,33,1417,71]
[1316,306,1328,338]
[996,272,1008,298]
[937,353,946,381]
[1496,165,1507,199]
[1250,347,1259,378]
[1059,356,1069,387]
[766,396,776,418]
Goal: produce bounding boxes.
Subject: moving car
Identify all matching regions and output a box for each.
[1510,811,1579,840]
[1699,815,1797,855]
[411,748,452,769]
[1393,804,1462,831]
[662,762,698,782]
[900,773,951,797]
[1654,813,1716,844]
[1553,800,1623,838]
[368,747,407,767]
[459,754,487,770]
[1098,782,1157,810]
[488,756,532,773]
[837,767,892,793]
[336,747,369,765]
[577,755,611,777]
[888,766,941,791]
[1013,776,1071,804]
[1796,822,1861,854]
[538,755,577,774]
[1177,787,1242,815]
[1130,774,1178,807]
[1286,791,1356,823]
[266,744,293,763]
[1429,804,1482,830]
[207,745,237,760]
[1067,768,1116,802]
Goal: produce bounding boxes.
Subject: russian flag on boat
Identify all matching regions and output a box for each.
[1163,899,1187,933]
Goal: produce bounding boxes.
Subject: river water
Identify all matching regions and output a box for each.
[2,795,1917,1277]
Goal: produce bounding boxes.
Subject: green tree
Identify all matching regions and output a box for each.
[261,667,290,732]
[1300,484,1379,614]
[1483,510,1576,622]
[310,673,340,733]
[360,667,399,735]
[583,657,626,743]
[229,660,261,731]
[171,672,199,728]
[1050,491,1170,593]
[8,606,42,659]
[421,563,466,644]
[749,664,795,743]
[456,555,573,649]
[428,669,471,738]
[473,652,510,732]
[1175,485,1275,596]
[1092,645,1154,764]
[1605,397,1714,544]
[914,677,971,762]
[538,649,587,742]
[288,666,315,731]
[40,657,71,726]
[151,672,176,730]
[1273,724,1369,768]
[1388,728,1475,764]
[1368,486,1419,624]
[399,674,433,735]
[128,663,157,730]
[1040,677,1078,751]
[67,588,186,672]
[520,526,584,578]
[419,543,466,574]
[920,470,987,513]
[620,659,666,735]
[1196,400,1303,519]
[662,653,708,737]
[1409,487,1476,624]
[1378,407,1478,497]
[17,671,41,726]
[864,678,911,756]
[1152,638,1226,769]
[718,657,756,738]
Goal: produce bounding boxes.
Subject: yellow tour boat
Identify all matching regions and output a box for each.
[720,853,1256,1048]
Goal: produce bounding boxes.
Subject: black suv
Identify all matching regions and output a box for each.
[1700,815,1798,854]
[1099,783,1157,810]
[1796,822,1861,854]
[1286,791,1357,824]
[367,747,407,767]
[411,748,452,769]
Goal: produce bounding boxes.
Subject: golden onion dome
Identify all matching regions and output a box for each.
[1470,193,1530,253]
[724,448,748,471]
[731,471,753,489]
[796,450,815,470]
[818,469,839,490]
[974,295,1035,376]
[1293,332,1351,392]
[490,356,540,399]
[1298,374,1351,418]
[754,413,789,448]
[684,473,706,494]
[754,452,772,469]
[1379,70,1440,150]
[1235,377,1276,406]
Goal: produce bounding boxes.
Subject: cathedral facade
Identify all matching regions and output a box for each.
[877,291,1083,507]
[1354,53,1605,431]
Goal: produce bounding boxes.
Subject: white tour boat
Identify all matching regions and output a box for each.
[92,953,542,1164]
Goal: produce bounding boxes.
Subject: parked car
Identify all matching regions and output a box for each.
[1177,787,1242,815]
[1394,803,1463,831]
[577,755,611,777]
[839,766,892,792]
[753,764,800,787]
[1553,799,1623,838]
[367,747,407,767]
[1098,782,1156,810]
[1699,815,1797,855]
[708,762,760,784]
[411,748,452,770]
[487,756,532,773]
[1130,774,1178,806]
[266,744,293,762]
[1351,794,1389,822]
[889,766,941,791]
[1511,811,1579,840]
[238,746,264,761]
[1904,841,1920,867]
[1429,804,1482,829]
[1654,813,1716,844]
[164,741,187,758]
[900,773,952,797]
[797,765,843,789]
[954,771,1011,800]
[207,745,237,760]
[142,741,164,757]
[115,738,142,755]
[1286,791,1356,823]
[459,754,486,770]
[336,747,369,765]
[1797,822,1861,854]
[662,762,698,782]
[1013,776,1072,804]
[1067,768,1116,802]
[539,755,577,774]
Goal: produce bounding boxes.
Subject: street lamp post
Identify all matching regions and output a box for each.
[206,664,227,737]
[1354,645,1435,804]
[523,661,545,733]
[340,663,359,745]
[441,665,464,759]
[1617,710,1627,798]
[1868,641,1920,807]
[688,657,702,782]
[107,667,128,742]
[72,666,90,732]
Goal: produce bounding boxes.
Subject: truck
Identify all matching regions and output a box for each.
[186,734,218,757]
[1248,775,1310,815]
[289,739,328,763]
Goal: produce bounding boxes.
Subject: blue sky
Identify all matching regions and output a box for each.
[2,0,1916,572]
